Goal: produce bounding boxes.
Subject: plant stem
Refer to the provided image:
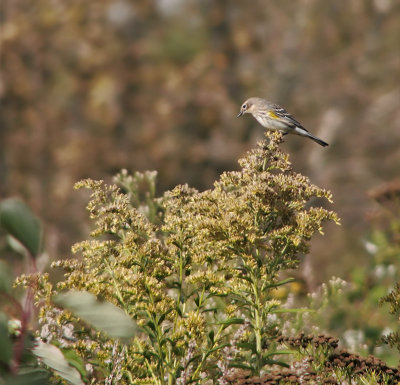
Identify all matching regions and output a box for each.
[11,252,37,374]
[252,273,263,374]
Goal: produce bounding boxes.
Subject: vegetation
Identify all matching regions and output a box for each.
[1,133,399,384]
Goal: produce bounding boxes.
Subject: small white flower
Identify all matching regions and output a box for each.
[374,265,386,279]
[364,240,378,255]
[343,329,365,352]
[387,264,396,276]
[40,324,51,341]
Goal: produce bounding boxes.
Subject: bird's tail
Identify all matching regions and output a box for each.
[293,126,329,147]
[306,132,329,147]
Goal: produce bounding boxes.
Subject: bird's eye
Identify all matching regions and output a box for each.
[242,104,247,110]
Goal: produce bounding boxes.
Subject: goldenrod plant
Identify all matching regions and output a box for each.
[16,132,342,384]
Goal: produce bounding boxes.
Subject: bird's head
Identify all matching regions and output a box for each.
[237,98,258,117]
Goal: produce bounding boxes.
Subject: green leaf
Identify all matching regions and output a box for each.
[142,326,156,339]
[158,313,166,325]
[159,337,169,347]
[61,348,87,379]
[206,292,228,299]
[0,198,42,257]
[263,349,295,358]
[53,291,138,339]
[0,261,13,293]
[136,348,161,361]
[261,358,290,368]
[265,277,296,289]
[0,313,12,364]
[33,341,84,385]
[201,307,218,314]
[176,306,183,317]
[5,235,27,258]
[229,362,255,371]
[216,317,244,330]
[236,342,256,353]
[236,274,253,284]
[157,308,174,326]
[261,350,294,368]
[271,308,312,314]
[146,320,156,332]
[204,343,229,357]
[208,330,214,344]
[4,368,50,385]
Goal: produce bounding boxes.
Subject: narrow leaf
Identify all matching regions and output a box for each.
[271,308,312,314]
[236,342,256,353]
[229,362,255,371]
[205,343,229,357]
[265,277,296,289]
[158,314,166,325]
[208,330,214,344]
[263,349,296,358]
[201,307,218,314]
[216,318,244,330]
[146,320,156,332]
[261,358,290,368]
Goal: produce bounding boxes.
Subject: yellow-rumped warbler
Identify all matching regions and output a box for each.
[237,97,328,147]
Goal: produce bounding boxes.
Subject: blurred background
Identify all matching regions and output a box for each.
[1,0,399,285]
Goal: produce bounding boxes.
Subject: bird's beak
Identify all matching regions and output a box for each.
[237,111,243,118]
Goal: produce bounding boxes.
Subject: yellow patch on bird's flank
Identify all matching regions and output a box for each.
[267,111,279,119]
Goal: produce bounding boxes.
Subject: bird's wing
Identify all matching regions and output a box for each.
[269,104,309,132]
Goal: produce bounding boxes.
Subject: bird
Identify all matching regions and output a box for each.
[237,97,328,147]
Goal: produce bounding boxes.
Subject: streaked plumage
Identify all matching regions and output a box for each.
[237,97,328,147]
